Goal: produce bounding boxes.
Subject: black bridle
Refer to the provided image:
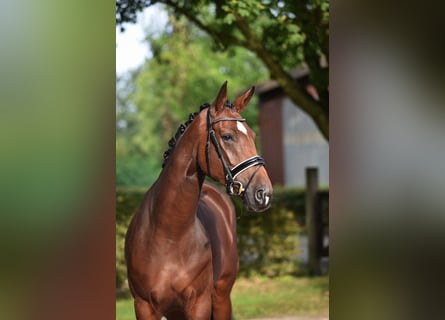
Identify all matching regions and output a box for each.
[204,103,265,196]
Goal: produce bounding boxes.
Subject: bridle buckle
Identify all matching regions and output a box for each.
[227,180,245,196]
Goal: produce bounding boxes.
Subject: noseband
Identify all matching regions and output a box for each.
[204,103,265,196]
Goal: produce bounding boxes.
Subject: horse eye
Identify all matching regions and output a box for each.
[221,134,233,142]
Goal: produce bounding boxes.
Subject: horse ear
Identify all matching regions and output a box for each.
[212,81,228,113]
[234,86,255,113]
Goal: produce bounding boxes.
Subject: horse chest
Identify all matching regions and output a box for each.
[140,246,213,311]
[140,233,213,286]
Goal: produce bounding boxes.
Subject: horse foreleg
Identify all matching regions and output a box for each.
[186,292,212,320]
[211,294,233,320]
[211,279,235,320]
[134,297,160,320]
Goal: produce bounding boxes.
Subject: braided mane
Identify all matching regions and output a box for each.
[162,101,234,168]
[162,103,209,168]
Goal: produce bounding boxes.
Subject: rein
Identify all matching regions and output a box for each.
[204,103,265,196]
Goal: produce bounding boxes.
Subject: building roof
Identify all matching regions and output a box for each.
[255,66,310,94]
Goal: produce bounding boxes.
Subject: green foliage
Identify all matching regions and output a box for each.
[235,205,303,278]
[116,0,330,139]
[115,186,321,288]
[116,221,128,289]
[232,187,306,277]
[116,188,148,288]
[116,156,160,187]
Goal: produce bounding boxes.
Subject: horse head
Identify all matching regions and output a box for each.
[198,81,273,212]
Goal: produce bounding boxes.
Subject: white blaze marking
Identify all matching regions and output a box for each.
[237,121,248,135]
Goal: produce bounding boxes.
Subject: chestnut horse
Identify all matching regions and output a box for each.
[125,82,272,319]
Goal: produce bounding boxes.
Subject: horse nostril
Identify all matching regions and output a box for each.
[254,187,265,203]
[254,186,271,208]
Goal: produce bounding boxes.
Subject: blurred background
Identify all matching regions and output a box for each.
[115,1,329,319]
[2,0,443,319]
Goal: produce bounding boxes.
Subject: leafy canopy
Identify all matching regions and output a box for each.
[117,0,329,140]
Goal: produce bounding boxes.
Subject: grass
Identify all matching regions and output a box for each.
[231,276,328,319]
[116,298,137,320]
[116,276,329,320]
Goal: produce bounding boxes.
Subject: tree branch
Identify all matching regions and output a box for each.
[163,0,249,48]
[234,14,329,140]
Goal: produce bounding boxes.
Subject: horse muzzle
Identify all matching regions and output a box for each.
[243,184,272,212]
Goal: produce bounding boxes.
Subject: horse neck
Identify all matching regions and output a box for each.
[150,119,205,236]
